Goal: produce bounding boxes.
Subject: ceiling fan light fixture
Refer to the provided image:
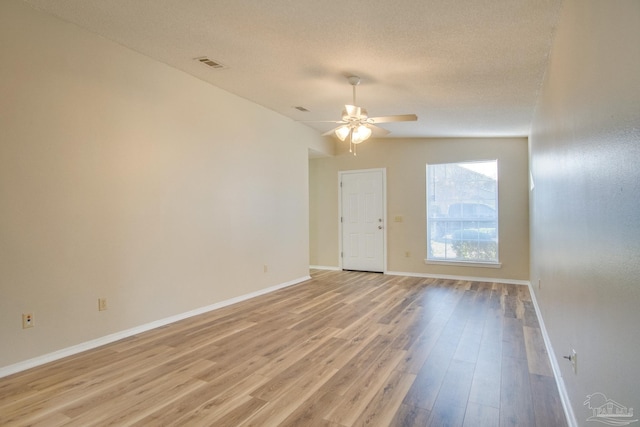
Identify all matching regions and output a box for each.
[335,125,351,141]
[351,124,372,144]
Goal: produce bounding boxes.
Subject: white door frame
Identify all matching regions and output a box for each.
[338,168,387,272]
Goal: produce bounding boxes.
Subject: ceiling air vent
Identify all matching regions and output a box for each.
[294,106,310,112]
[194,57,226,69]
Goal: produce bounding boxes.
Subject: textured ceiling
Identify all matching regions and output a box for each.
[22,0,563,138]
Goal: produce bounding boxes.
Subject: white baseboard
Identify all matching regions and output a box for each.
[527,283,578,427]
[385,270,530,286]
[309,265,341,271]
[0,275,310,379]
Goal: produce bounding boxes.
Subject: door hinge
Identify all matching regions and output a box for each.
[341,252,343,258]
[341,216,343,223]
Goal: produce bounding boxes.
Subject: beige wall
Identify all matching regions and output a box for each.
[0,1,325,368]
[529,0,640,424]
[310,137,530,281]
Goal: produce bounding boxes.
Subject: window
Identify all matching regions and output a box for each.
[426,160,499,265]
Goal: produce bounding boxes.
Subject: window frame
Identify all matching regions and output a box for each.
[425,160,501,267]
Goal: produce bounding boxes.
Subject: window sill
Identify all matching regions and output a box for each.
[424,259,502,269]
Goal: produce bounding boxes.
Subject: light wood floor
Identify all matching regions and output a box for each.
[0,270,567,426]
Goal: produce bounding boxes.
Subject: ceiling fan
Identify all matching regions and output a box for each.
[321,76,418,155]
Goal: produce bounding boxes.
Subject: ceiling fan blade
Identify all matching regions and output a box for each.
[299,120,346,123]
[322,126,343,136]
[369,124,390,137]
[369,114,418,123]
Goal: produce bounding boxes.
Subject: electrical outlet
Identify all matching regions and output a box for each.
[98,298,107,311]
[22,313,34,329]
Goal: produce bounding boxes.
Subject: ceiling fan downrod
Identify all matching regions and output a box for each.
[348,75,361,106]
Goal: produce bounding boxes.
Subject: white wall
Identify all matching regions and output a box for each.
[310,137,530,282]
[529,0,640,424]
[0,0,324,369]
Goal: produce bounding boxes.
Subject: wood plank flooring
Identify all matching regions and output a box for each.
[0,270,568,426]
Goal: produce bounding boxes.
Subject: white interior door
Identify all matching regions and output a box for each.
[340,169,385,272]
